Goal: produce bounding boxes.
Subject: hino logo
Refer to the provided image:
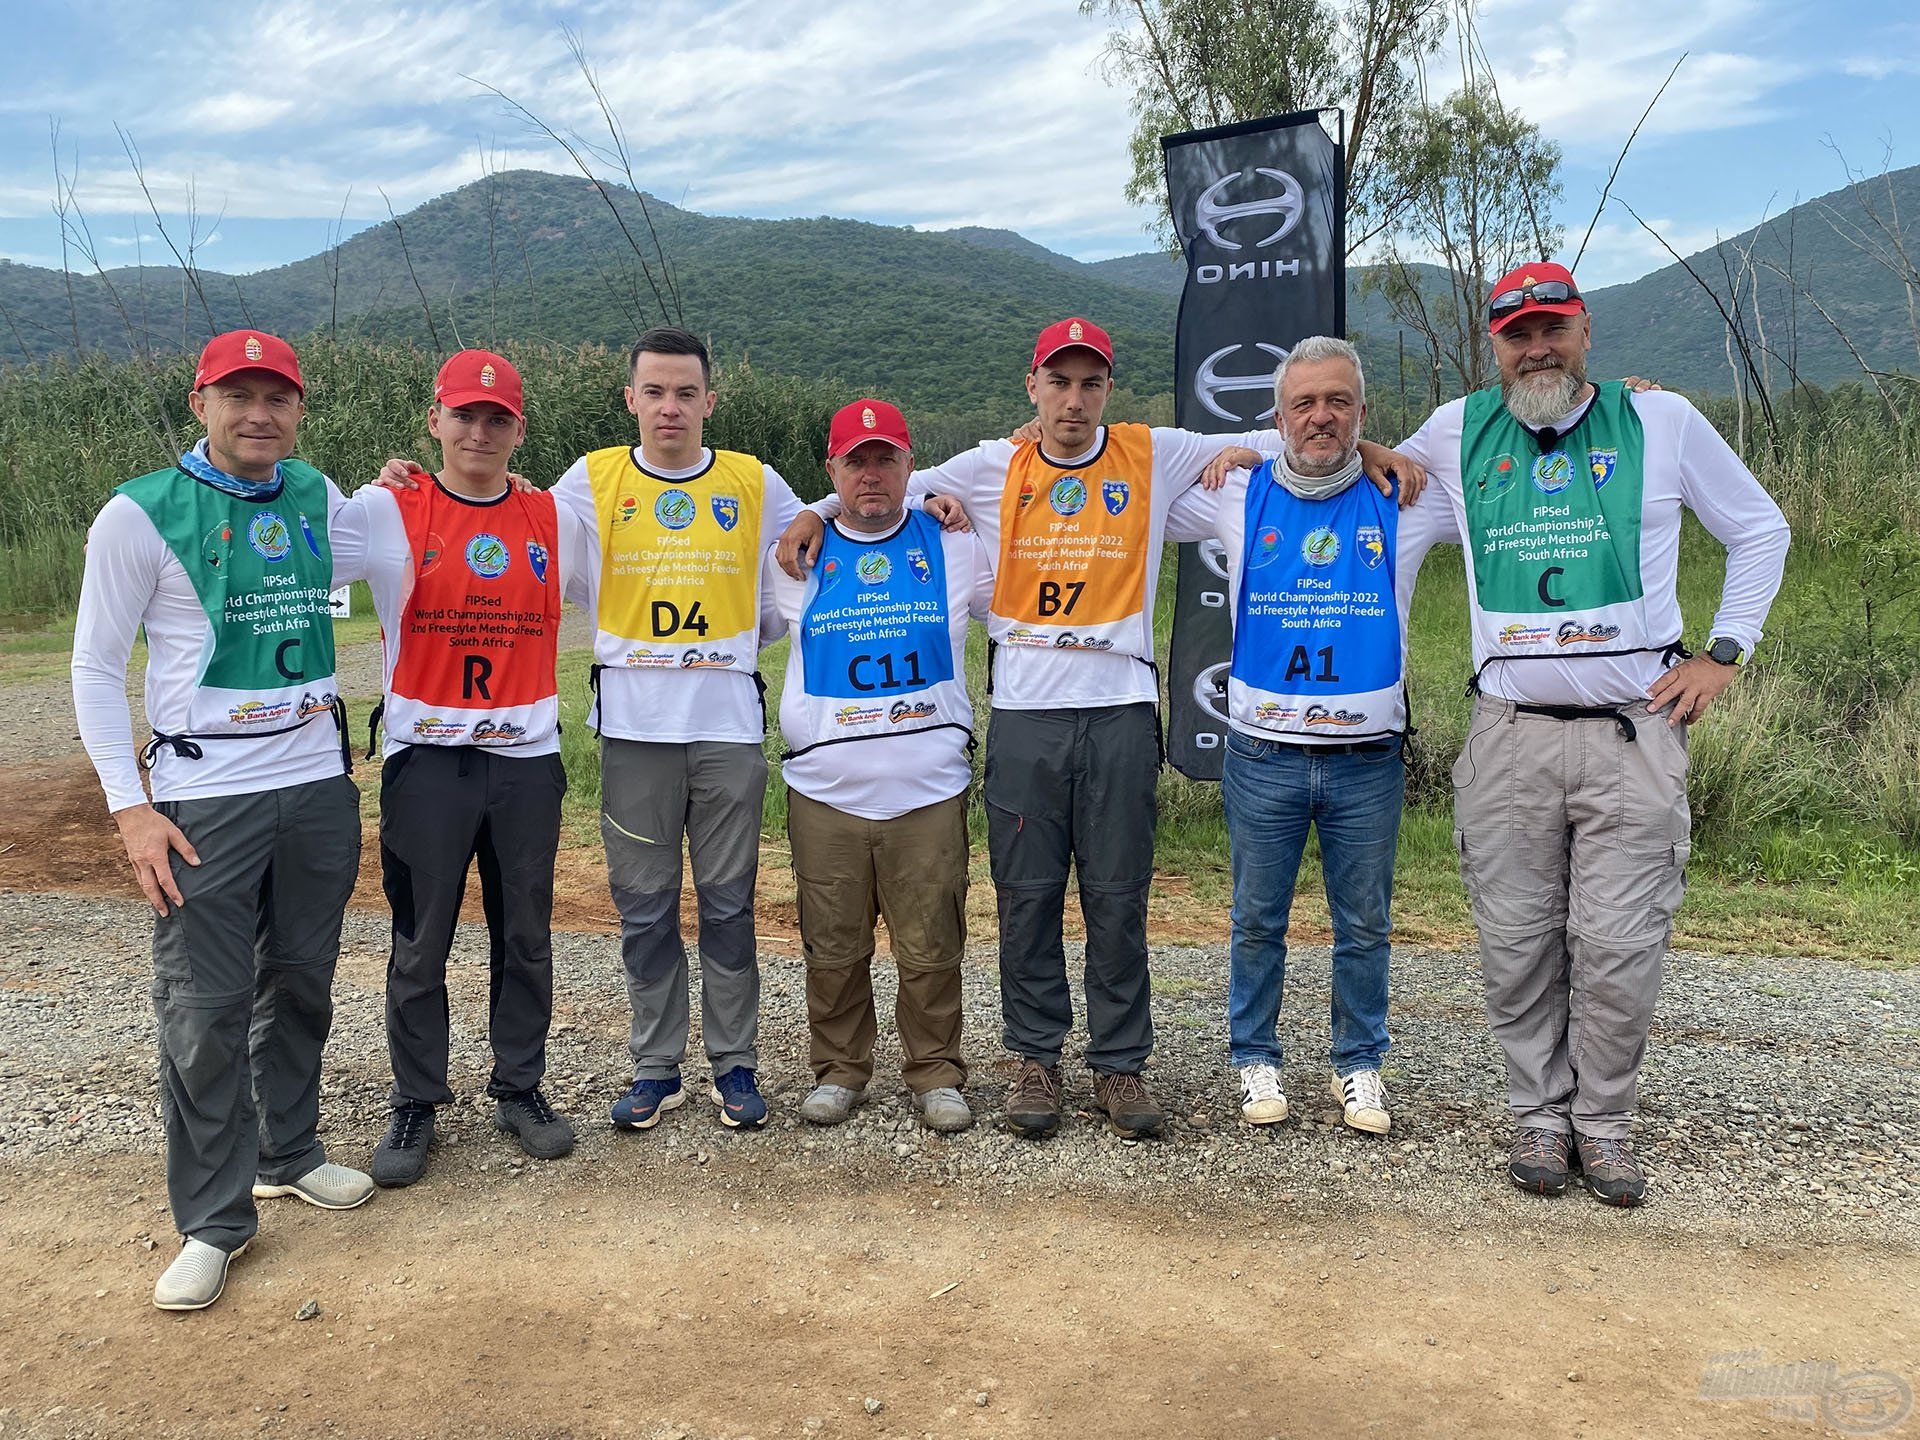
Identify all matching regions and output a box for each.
[1195,169,1305,251]
[1195,342,1288,423]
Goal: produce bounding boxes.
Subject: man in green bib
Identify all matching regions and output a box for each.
[1392,265,1789,1206]
[72,330,374,1311]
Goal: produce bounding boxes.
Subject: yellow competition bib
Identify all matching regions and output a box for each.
[991,423,1154,657]
[586,447,765,674]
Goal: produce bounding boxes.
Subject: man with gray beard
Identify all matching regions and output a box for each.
[1392,262,1790,1207]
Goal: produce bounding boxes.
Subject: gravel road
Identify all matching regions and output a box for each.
[2,886,1913,1247]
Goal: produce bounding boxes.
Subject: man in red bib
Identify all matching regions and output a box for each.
[351,350,594,1187]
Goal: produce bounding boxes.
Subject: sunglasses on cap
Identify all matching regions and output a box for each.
[1489,279,1580,323]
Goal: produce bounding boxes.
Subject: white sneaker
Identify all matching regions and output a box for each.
[153,1238,247,1311]
[798,1084,866,1126]
[252,1162,375,1210]
[915,1086,974,1134]
[1238,1063,1289,1125]
[1332,1069,1392,1135]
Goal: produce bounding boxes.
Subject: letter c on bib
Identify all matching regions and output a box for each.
[1537,566,1566,608]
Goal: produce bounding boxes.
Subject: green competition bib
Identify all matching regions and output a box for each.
[1458,382,1659,664]
[118,460,341,739]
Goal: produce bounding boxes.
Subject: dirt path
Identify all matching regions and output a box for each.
[2,1154,1913,1440]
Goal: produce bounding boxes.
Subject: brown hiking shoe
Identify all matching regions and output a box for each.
[1573,1133,1648,1208]
[1091,1070,1164,1138]
[1507,1126,1573,1196]
[1006,1060,1062,1138]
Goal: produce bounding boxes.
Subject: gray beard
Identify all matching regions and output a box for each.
[1504,365,1584,429]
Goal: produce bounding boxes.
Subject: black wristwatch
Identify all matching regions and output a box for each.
[1705,637,1747,667]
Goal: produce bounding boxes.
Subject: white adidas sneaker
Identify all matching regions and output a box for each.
[1332,1069,1392,1135]
[1238,1063,1289,1125]
[153,1238,248,1311]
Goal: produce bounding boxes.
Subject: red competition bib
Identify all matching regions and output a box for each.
[384,483,562,748]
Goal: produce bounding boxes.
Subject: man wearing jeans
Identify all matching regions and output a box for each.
[1172,337,1418,1133]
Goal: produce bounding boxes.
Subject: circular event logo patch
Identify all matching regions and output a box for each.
[1532,450,1573,496]
[248,511,291,562]
[856,550,892,584]
[465,532,511,579]
[655,489,697,530]
[1049,477,1087,517]
[1302,527,1340,566]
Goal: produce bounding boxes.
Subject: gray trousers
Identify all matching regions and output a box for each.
[1453,695,1691,1140]
[151,774,361,1250]
[600,737,766,1080]
[984,703,1158,1073]
[380,746,567,1107]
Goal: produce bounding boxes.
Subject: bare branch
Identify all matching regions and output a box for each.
[1570,51,1686,274]
[380,187,442,352]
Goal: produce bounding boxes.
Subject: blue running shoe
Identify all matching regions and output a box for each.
[611,1075,685,1130]
[710,1067,768,1129]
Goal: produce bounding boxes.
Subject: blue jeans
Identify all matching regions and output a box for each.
[1221,730,1405,1074]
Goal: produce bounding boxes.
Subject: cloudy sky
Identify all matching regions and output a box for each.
[2,0,1916,290]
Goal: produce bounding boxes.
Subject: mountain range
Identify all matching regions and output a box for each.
[2,162,1915,412]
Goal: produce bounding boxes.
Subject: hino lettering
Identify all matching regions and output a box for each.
[1196,259,1303,284]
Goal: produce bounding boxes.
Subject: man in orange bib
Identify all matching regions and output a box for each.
[353,350,594,1187]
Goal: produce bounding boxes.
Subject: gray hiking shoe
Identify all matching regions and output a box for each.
[252,1162,374,1210]
[371,1103,435,1188]
[494,1088,576,1160]
[1507,1127,1573,1196]
[799,1084,866,1126]
[154,1238,247,1311]
[915,1087,974,1134]
[1574,1133,1649,1207]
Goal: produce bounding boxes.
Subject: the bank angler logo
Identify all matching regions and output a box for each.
[680,649,737,669]
[465,532,511,579]
[856,551,892,585]
[835,704,883,726]
[1302,527,1340,566]
[889,700,938,723]
[411,715,467,740]
[1357,525,1385,571]
[1499,623,1552,645]
[1053,633,1114,651]
[711,495,740,532]
[623,647,675,668]
[248,511,291,562]
[1102,479,1130,515]
[1253,700,1296,723]
[1533,449,1574,496]
[296,690,336,719]
[1556,621,1622,646]
[228,699,293,725]
[1004,627,1048,647]
[654,488,697,530]
[1049,476,1088,517]
[1195,168,1305,250]
[472,718,528,743]
[1304,705,1367,728]
[1700,1350,1911,1435]
[1196,342,1288,423]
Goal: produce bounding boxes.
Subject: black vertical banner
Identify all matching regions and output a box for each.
[1162,111,1345,779]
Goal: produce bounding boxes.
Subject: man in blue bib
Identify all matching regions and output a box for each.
[761,399,992,1133]
[1169,337,1410,1136]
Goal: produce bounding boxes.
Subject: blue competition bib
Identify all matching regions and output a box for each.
[1229,463,1404,740]
[800,510,955,703]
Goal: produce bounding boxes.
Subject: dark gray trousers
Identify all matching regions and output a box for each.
[380,745,567,1107]
[984,703,1158,1073]
[600,738,767,1080]
[151,774,360,1251]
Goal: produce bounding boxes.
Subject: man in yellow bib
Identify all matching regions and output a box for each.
[551,327,805,1131]
[781,318,1411,1138]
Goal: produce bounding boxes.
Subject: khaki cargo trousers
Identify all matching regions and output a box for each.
[1453,695,1691,1140]
[786,789,969,1094]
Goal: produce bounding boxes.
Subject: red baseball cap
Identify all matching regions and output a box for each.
[1031,316,1113,371]
[195,330,303,393]
[827,398,911,458]
[434,349,523,418]
[1487,262,1585,335]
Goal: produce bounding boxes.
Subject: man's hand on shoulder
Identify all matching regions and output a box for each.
[1358,439,1427,508]
[374,458,426,490]
[1007,419,1041,445]
[1200,446,1262,491]
[922,494,973,533]
[113,802,199,916]
[776,510,826,579]
[1622,376,1663,392]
